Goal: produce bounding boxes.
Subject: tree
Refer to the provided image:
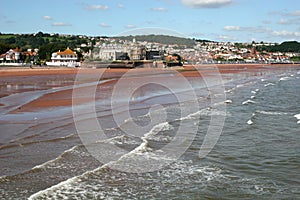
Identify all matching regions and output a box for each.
[0,42,12,54]
[38,43,66,60]
[36,31,44,37]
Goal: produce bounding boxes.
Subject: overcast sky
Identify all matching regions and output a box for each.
[1,0,300,42]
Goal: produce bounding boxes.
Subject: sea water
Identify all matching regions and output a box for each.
[0,67,300,199]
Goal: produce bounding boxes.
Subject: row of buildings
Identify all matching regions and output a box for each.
[0,47,80,67]
[86,38,298,65]
[0,48,38,66]
[1,37,299,67]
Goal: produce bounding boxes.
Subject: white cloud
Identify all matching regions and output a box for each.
[223,26,240,31]
[262,20,272,24]
[125,24,137,29]
[43,16,52,20]
[217,35,237,41]
[277,18,300,25]
[85,5,109,10]
[278,19,288,25]
[286,10,300,16]
[151,7,168,12]
[224,26,271,33]
[271,30,300,38]
[181,0,233,8]
[118,3,125,9]
[99,22,111,28]
[52,22,71,27]
[269,10,300,17]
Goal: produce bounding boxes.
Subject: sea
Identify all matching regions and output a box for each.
[0,66,299,199]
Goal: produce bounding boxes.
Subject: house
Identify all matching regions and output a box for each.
[0,48,24,66]
[46,48,80,67]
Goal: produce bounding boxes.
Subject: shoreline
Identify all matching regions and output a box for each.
[1,63,300,113]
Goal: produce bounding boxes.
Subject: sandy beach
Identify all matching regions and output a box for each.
[1,63,300,113]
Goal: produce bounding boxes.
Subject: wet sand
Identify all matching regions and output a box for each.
[1,63,300,113]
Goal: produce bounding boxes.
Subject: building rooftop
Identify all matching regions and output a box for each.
[57,48,76,55]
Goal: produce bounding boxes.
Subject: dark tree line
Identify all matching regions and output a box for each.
[256,41,300,53]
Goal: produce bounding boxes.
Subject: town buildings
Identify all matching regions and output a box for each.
[46,48,80,67]
[0,48,38,66]
[0,33,298,67]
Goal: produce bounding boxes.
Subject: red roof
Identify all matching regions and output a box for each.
[57,48,76,55]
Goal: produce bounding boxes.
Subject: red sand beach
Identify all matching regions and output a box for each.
[0,63,299,113]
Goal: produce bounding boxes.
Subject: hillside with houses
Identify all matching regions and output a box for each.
[0,32,300,67]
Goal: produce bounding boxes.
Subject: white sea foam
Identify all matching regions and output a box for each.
[247,119,254,125]
[242,100,256,105]
[28,171,83,200]
[294,114,300,120]
[294,114,300,124]
[200,108,230,117]
[251,91,257,94]
[224,100,232,104]
[179,110,202,120]
[264,83,275,87]
[257,110,288,116]
[225,89,233,93]
[251,96,256,99]
[279,77,290,81]
[29,105,225,198]
[97,135,140,145]
[32,145,81,170]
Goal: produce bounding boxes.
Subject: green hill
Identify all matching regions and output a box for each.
[257,41,300,53]
[115,34,196,47]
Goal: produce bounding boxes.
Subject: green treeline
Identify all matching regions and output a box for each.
[256,41,300,53]
[0,32,91,60]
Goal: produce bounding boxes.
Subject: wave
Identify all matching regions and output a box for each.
[279,77,290,81]
[96,135,141,146]
[242,100,256,105]
[29,103,216,199]
[224,100,232,104]
[29,160,225,199]
[31,144,82,170]
[294,114,300,124]
[199,108,230,117]
[256,110,288,116]
[294,114,300,120]
[264,83,275,87]
[247,119,254,125]
[28,122,175,199]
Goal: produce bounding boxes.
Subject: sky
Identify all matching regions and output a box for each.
[1,0,300,42]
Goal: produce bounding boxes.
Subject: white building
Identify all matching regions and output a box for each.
[46,48,80,67]
[0,48,24,66]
